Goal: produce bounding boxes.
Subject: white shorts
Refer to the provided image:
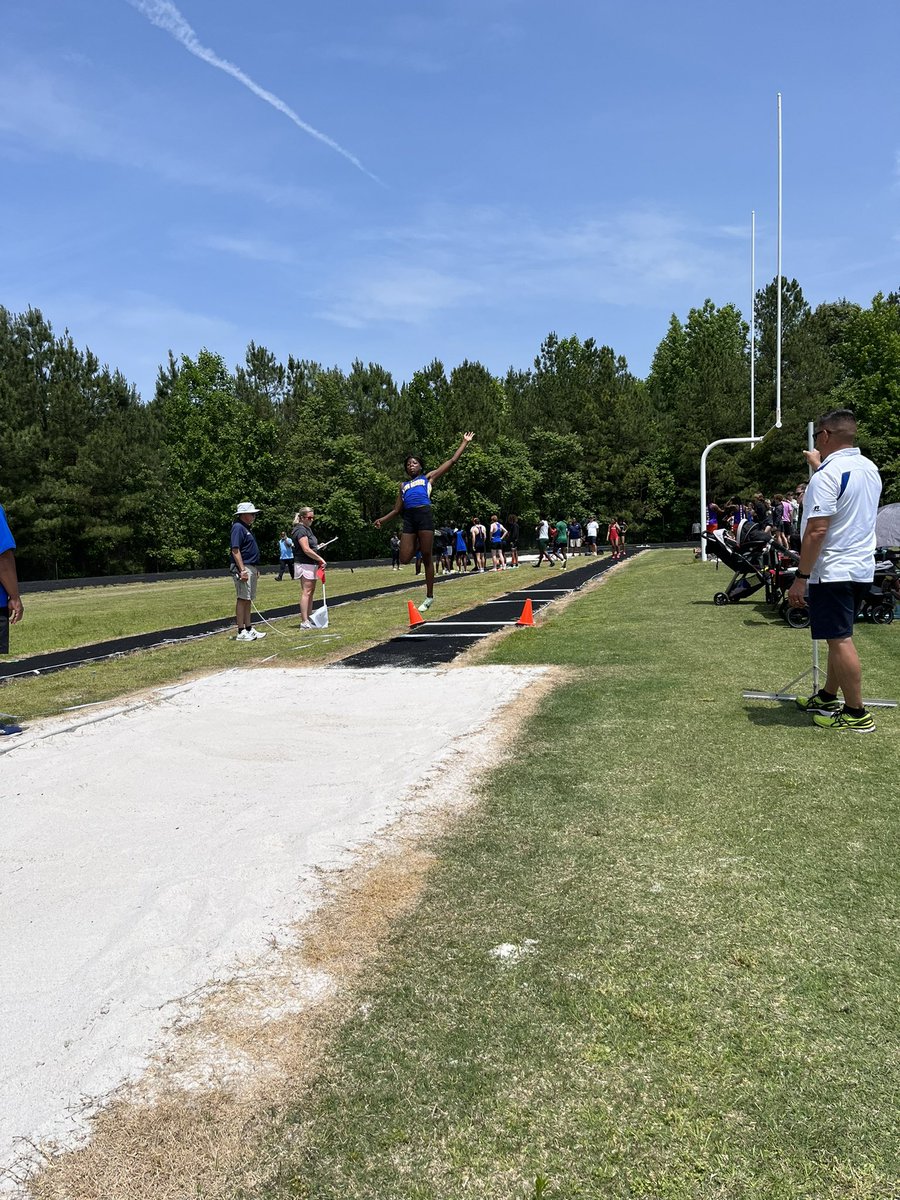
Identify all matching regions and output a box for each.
[295,562,318,581]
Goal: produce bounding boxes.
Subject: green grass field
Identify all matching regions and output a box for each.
[248,552,899,1200]
[13,564,413,656]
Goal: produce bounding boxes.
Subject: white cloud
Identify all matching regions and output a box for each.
[196,235,300,266]
[318,203,746,329]
[2,289,243,399]
[318,264,482,328]
[320,42,447,75]
[0,59,320,208]
[0,62,109,157]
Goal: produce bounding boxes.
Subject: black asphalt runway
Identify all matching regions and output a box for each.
[338,552,635,669]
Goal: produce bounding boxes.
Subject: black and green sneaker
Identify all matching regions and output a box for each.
[812,710,876,734]
[795,691,841,714]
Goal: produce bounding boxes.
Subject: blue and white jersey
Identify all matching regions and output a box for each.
[401,475,432,509]
[0,504,16,607]
[801,447,881,583]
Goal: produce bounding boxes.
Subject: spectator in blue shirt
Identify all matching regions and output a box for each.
[276,532,294,581]
[0,503,23,656]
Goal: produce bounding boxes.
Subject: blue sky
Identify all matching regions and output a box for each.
[2,0,898,400]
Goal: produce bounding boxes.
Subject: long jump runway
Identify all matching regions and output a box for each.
[339,553,634,668]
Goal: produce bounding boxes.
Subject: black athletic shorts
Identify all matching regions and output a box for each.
[402,506,434,535]
[807,580,870,640]
[0,607,9,655]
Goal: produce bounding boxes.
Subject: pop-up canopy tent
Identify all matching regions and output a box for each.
[875,504,900,547]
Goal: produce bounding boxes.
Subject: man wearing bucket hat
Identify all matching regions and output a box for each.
[230,502,266,642]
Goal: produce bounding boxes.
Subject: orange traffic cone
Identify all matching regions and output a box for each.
[408,600,425,627]
[516,598,535,626]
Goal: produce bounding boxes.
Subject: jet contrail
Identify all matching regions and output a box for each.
[127,0,380,183]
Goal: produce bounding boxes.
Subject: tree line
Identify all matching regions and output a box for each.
[1,280,897,580]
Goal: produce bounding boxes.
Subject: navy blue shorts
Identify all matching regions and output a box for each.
[807,580,870,640]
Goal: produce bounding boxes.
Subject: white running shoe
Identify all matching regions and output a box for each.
[250,628,267,639]
[300,620,313,629]
[418,596,433,612]
[236,629,255,642]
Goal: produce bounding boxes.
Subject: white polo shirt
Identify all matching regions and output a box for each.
[801,447,882,583]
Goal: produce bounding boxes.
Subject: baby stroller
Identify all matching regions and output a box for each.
[859,549,900,624]
[764,543,811,628]
[702,522,771,605]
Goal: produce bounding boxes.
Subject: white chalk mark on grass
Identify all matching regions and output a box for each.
[489,939,538,964]
[126,0,381,183]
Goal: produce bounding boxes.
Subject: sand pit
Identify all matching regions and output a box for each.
[1,663,545,1185]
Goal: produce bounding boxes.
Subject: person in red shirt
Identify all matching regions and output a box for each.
[608,518,621,559]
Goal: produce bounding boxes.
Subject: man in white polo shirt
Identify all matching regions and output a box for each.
[787,409,882,732]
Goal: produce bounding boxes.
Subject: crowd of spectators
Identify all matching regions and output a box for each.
[706,485,808,546]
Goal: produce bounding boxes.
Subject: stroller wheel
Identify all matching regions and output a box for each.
[785,605,810,629]
[713,592,730,607]
[874,606,894,625]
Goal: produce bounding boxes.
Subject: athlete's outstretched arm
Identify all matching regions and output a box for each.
[374,487,403,529]
[428,432,474,484]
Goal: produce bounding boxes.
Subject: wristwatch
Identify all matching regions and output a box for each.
[796,571,810,579]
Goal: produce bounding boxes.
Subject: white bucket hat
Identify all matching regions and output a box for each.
[235,502,260,515]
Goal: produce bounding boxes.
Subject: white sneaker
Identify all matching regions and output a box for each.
[300,620,313,630]
[250,628,267,639]
[236,630,254,642]
[418,596,433,613]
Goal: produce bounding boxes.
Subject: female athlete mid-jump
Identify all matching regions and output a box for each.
[374,432,474,612]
